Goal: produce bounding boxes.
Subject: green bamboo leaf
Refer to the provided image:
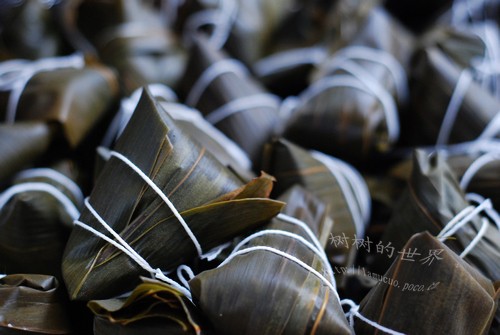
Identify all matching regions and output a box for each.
[0,122,53,184]
[88,278,211,335]
[356,232,497,335]
[16,64,119,148]
[0,162,82,279]
[209,171,275,203]
[0,274,72,334]
[263,138,367,275]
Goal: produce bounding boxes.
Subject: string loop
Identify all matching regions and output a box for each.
[341,299,406,335]
[437,198,494,258]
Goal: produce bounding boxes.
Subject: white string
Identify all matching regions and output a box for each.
[405,137,500,159]
[323,60,400,143]
[451,0,488,25]
[466,193,500,230]
[74,199,192,299]
[470,22,500,99]
[186,58,249,107]
[183,10,219,45]
[82,198,155,269]
[279,96,301,122]
[147,84,179,103]
[477,111,500,141]
[438,199,494,258]
[0,182,80,220]
[218,245,341,304]
[108,151,204,258]
[460,218,489,257]
[1,0,59,9]
[253,46,328,78]
[109,150,232,261]
[14,168,84,206]
[209,0,238,50]
[436,70,473,146]
[230,229,334,283]
[310,150,371,237]
[205,93,281,125]
[183,0,238,49]
[0,53,85,124]
[97,146,112,162]
[217,212,340,303]
[293,74,400,144]
[176,264,195,290]
[161,0,185,26]
[341,299,406,335]
[460,151,500,189]
[276,213,326,256]
[0,59,29,89]
[325,46,409,103]
[438,199,491,238]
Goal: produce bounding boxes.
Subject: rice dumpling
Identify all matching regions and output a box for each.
[62,89,283,300]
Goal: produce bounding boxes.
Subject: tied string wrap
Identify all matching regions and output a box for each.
[451,0,500,96]
[253,46,328,78]
[341,299,406,335]
[184,57,281,125]
[186,58,249,107]
[323,46,409,104]
[436,70,474,146]
[281,46,405,145]
[459,148,500,229]
[0,168,83,221]
[399,111,500,157]
[460,151,500,190]
[310,150,371,238]
[436,23,500,146]
[437,198,497,258]
[465,193,500,230]
[469,22,500,99]
[73,150,233,299]
[14,168,84,207]
[0,53,85,124]
[183,0,238,49]
[217,213,340,302]
[74,198,192,299]
[205,94,281,125]
[217,214,405,335]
